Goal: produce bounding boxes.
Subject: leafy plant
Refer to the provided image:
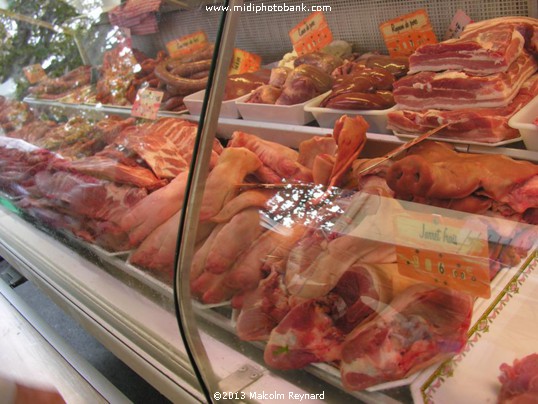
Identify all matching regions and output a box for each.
[0,0,86,99]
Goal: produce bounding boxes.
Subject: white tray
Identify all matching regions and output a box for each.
[304,91,396,134]
[508,94,538,151]
[394,131,523,147]
[236,92,327,125]
[184,90,249,118]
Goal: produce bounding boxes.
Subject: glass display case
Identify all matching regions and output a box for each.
[0,1,538,403]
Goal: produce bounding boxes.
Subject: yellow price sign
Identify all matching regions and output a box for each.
[394,213,491,298]
[166,31,208,58]
[229,48,262,75]
[289,11,333,56]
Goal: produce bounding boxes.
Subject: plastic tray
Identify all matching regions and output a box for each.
[304,92,396,134]
[184,90,249,118]
[508,95,538,151]
[236,92,327,125]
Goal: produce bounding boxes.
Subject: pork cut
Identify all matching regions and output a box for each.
[386,141,538,215]
[393,50,538,111]
[498,353,538,404]
[340,284,473,390]
[387,73,538,142]
[408,17,538,75]
[228,131,312,183]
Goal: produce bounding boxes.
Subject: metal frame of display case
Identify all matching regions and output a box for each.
[1,1,538,403]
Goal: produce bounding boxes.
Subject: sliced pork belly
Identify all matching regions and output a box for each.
[408,17,538,75]
[394,50,538,111]
[387,73,538,143]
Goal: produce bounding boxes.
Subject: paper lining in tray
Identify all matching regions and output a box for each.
[412,253,538,404]
[304,91,396,134]
[393,131,523,147]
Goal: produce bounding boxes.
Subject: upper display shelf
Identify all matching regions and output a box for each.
[7,2,537,150]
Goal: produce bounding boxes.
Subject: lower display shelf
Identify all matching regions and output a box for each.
[1,197,537,403]
[0,204,202,403]
[193,251,537,403]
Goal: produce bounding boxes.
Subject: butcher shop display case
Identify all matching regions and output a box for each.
[1,1,538,403]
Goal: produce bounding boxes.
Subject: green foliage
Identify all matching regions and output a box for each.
[0,0,86,99]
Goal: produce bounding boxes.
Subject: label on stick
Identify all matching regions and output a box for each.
[166,30,208,58]
[380,9,437,57]
[289,11,333,56]
[131,87,163,120]
[229,48,262,74]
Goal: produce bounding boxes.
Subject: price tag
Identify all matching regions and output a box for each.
[166,30,208,58]
[395,213,491,298]
[380,9,437,57]
[289,11,333,56]
[23,64,47,84]
[229,48,262,75]
[444,9,472,40]
[131,87,164,120]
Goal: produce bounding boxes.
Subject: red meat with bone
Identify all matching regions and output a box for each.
[340,284,474,390]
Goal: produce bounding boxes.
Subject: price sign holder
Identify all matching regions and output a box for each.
[289,11,333,56]
[395,213,491,298]
[131,87,164,120]
[229,48,262,75]
[166,30,208,58]
[23,64,47,84]
[380,9,437,57]
[444,9,473,40]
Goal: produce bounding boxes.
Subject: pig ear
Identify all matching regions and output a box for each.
[332,115,345,141]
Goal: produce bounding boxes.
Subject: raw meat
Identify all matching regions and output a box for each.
[393,50,538,111]
[386,141,538,213]
[498,353,538,403]
[235,271,295,341]
[33,170,147,224]
[198,147,262,221]
[408,17,538,74]
[120,171,189,246]
[340,284,474,390]
[329,115,368,187]
[204,208,265,274]
[228,131,312,183]
[59,155,166,190]
[129,210,181,280]
[112,122,188,179]
[210,189,275,223]
[387,73,538,143]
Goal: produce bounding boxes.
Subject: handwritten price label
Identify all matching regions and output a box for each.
[131,87,164,120]
[380,9,437,57]
[166,31,208,58]
[23,64,47,84]
[395,213,490,298]
[229,48,262,75]
[444,9,472,40]
[289,11,333,56]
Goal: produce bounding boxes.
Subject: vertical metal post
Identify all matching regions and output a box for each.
[174,1,243,403]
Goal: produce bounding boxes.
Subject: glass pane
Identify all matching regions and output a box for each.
[178,2,538,403]
[0,1,223,400]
